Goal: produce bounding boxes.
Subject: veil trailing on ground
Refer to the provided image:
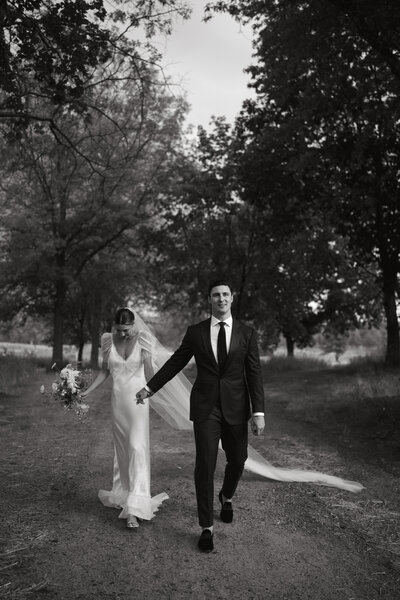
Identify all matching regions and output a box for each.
[134,312,364,494]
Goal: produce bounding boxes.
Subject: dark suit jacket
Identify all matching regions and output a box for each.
[148,318,265,424]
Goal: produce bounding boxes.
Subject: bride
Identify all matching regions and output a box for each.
[81,307,168,529]
[82,306,363,530]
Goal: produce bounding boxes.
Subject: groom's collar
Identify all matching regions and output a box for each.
[211,315,233,327]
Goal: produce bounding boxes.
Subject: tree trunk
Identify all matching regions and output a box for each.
[51,276,67,367]
[382,274,400,366]
[51,151,68,368]
[76,311,86,366]
[77,342,84,364]
[284,333,295,357]
[90,300,102,369]
[377,199,400,366]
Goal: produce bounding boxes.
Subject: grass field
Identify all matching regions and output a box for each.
[0,342,80,361]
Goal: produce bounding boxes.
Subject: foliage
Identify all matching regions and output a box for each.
[208,0,400,83]
[139,117,241,318]
[0,60,187,364]
[0,0,190,148]
[0,314,51,344]
[207,0,400,364]
[141,116,382,355]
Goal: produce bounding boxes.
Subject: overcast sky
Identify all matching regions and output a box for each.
[154,2,255,130]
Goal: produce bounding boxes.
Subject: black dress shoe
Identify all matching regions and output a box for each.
[218,490,233,523]
[198,529,214,552]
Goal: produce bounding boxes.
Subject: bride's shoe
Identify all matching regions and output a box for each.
[126,515,139,529]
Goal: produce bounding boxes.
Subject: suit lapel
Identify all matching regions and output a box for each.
[201,318,219,370]
[226,319,241,366]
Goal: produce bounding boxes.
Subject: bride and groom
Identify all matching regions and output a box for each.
[82,279,363,552]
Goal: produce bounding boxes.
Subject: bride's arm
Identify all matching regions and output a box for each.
[81,364,109,398]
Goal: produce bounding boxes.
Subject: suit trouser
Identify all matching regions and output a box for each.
[193,405,248,528]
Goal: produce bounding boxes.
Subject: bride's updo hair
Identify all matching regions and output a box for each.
[114,307,135,325]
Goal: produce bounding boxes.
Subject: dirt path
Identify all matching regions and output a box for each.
[1,368,399,599]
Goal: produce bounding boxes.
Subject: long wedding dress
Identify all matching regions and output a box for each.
[98,332,168,520]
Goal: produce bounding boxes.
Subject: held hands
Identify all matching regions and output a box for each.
[136,387,152,404]
[251,415,265,436]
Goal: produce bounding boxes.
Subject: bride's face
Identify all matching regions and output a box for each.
[115,323,135,340]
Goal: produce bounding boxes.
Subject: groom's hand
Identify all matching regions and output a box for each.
[136,387,152,404]
[251,415,265,436]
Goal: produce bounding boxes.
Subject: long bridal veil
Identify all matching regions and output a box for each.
[134,312,364,494]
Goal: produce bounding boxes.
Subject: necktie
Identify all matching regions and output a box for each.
[217,322,227,370]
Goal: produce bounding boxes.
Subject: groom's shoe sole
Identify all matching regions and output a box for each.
[198,530,214,552]
[218,490,233,523]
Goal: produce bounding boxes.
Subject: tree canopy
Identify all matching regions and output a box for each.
[205,0,400,364]
[1,0,398,367]
[0,40,187,364]
[0,0,189,147]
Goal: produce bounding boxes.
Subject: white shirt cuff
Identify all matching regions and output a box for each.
[145,385,152,393]
[253,412,264,416]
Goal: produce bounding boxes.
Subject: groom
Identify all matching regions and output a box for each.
[136,280,265,552]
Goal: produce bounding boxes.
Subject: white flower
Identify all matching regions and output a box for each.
[40,385,45,394]
[79,403,89,414]
[52,382,59,393]
[60,366,80,393]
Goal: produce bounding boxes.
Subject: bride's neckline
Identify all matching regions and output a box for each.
[111,333,138,362]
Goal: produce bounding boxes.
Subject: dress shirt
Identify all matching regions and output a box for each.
[210,314,233,360]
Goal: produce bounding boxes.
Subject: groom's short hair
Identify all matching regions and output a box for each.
[208,279,233,295]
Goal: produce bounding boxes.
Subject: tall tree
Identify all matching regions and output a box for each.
[64,246,148,367]
[139,119,364,356]
[209,0,400,81]
[209,0,400,365]
[0,69,187,364]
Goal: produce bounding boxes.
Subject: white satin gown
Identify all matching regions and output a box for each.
[98,333,168,520]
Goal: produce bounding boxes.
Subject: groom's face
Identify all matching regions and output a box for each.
[208,285,233,318]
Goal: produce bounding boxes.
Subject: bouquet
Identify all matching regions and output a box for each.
[41,363,92,419]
